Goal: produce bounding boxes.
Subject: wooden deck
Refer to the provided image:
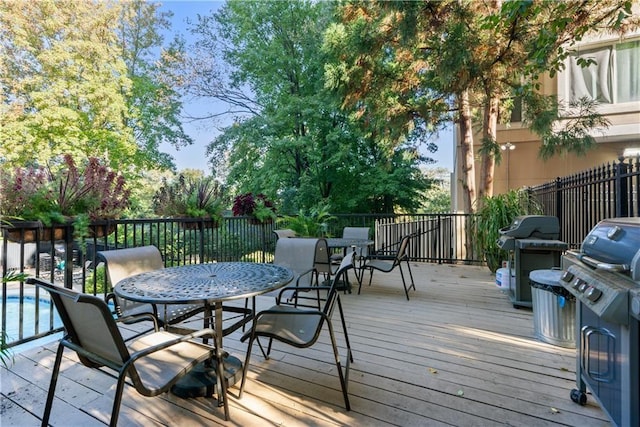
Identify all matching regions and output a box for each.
[1,262,610,426]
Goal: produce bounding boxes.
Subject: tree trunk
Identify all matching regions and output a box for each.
[458,89,476,214]
[479,95,499,202]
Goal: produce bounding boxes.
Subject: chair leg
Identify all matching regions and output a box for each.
[41,343,65,427]
[326,322,351,411]
[110,374,128,427]
[255,336,270,359]
[336,296,354,363]
[398,265,410,301]
[405,259,416,291]
[239,335,255,399]
[358,268,374,295]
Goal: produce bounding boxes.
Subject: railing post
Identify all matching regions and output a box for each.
[615,157,629,218]
[64,222,74,289]
[554,177,563,221]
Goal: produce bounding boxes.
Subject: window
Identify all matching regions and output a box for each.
[568,40,640,105]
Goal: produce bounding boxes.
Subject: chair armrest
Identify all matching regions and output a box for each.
[296,268,315,285]
[116,313,160,331]
[275,285,331,304]
[105,292,123,316]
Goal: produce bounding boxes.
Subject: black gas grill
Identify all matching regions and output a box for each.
[559,218,640,427]
[497,215,568,308]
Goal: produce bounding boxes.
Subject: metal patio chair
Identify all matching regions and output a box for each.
[26,277,216,427]
[239,252,355,410]
[330,226,371,261]
[269,237,324,307]
[273,228,297,239]
[359,233,416,300]
[98,245,205,330]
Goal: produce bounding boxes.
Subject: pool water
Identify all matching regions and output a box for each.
[1,295,63,343]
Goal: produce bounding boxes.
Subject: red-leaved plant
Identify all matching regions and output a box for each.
[232,193,276,223]
[0,155,130,230]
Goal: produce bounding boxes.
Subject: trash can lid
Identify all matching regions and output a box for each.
[529,269,574,300]
[529,269,564,286]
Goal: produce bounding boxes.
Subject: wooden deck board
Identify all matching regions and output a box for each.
[1,262,610,426]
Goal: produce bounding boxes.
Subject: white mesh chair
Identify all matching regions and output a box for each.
[27,277,216,427]
[239,252,355,410]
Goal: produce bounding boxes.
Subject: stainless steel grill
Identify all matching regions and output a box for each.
[559,218,640,427]
[497,215,568,308]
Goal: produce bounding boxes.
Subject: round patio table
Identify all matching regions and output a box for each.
[114,262,293,421]
[325,237,374,250]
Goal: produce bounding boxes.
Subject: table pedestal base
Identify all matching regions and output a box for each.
[171,355,243,398]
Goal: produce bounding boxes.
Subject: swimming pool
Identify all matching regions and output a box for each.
[1,295,63,343]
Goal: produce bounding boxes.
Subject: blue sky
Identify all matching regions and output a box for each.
[159,1,454,173]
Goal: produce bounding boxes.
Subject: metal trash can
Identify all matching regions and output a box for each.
[529,269,575,348]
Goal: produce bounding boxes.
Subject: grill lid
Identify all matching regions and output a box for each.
[499,215,560,239]
[581,218,640,280]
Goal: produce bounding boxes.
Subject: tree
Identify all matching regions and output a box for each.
[0,0,135,169]
[117,1,193,171]
[324,0,637,213]
[189,0,433,213]
[0,0,193,175]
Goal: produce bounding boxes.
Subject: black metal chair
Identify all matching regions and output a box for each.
[26,277,216,427]
[359,234,416,300]
[239,252,355,410]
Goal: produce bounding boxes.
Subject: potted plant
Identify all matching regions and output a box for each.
[0,155,130,241]
[472,189,542,272]
[280,203,336,237]
[232,192,277,224]
[153,174,225,228]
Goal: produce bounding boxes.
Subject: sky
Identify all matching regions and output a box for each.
[159,1,455,173]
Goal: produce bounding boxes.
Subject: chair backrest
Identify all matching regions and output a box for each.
[97,245,164,288]
[313,238,332,276]
[323,251,354,317]
[342,226,370,257]
[274,238,319,287]
[273,229,297,239]
[342,227,369,240]
[395,234,412,264]
[27,277,131,369]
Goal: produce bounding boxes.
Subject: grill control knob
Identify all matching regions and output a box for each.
[561,271,574,282]
[578,282,589,293]
[585,287,602,302]
[632,295,640,317]
[572,278,584,290]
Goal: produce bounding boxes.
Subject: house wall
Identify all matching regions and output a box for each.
[453,24,640,212]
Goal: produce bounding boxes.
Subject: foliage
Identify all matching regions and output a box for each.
[280,204,337,237]
[85,265,108,295]
[420,168,452,213]
[0,0,193,173]
[324,0,637,212]
[117,1,193,170]
[153,173,225,220]
[189,0,431,214]
[471,189,542,272]
[232,193,276,223]
[0,1,136,169]
[0,155,130,237]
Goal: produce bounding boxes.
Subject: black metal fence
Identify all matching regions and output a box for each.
[530,156,640,250]
[1,213,478,348]
[6,154,636,349]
